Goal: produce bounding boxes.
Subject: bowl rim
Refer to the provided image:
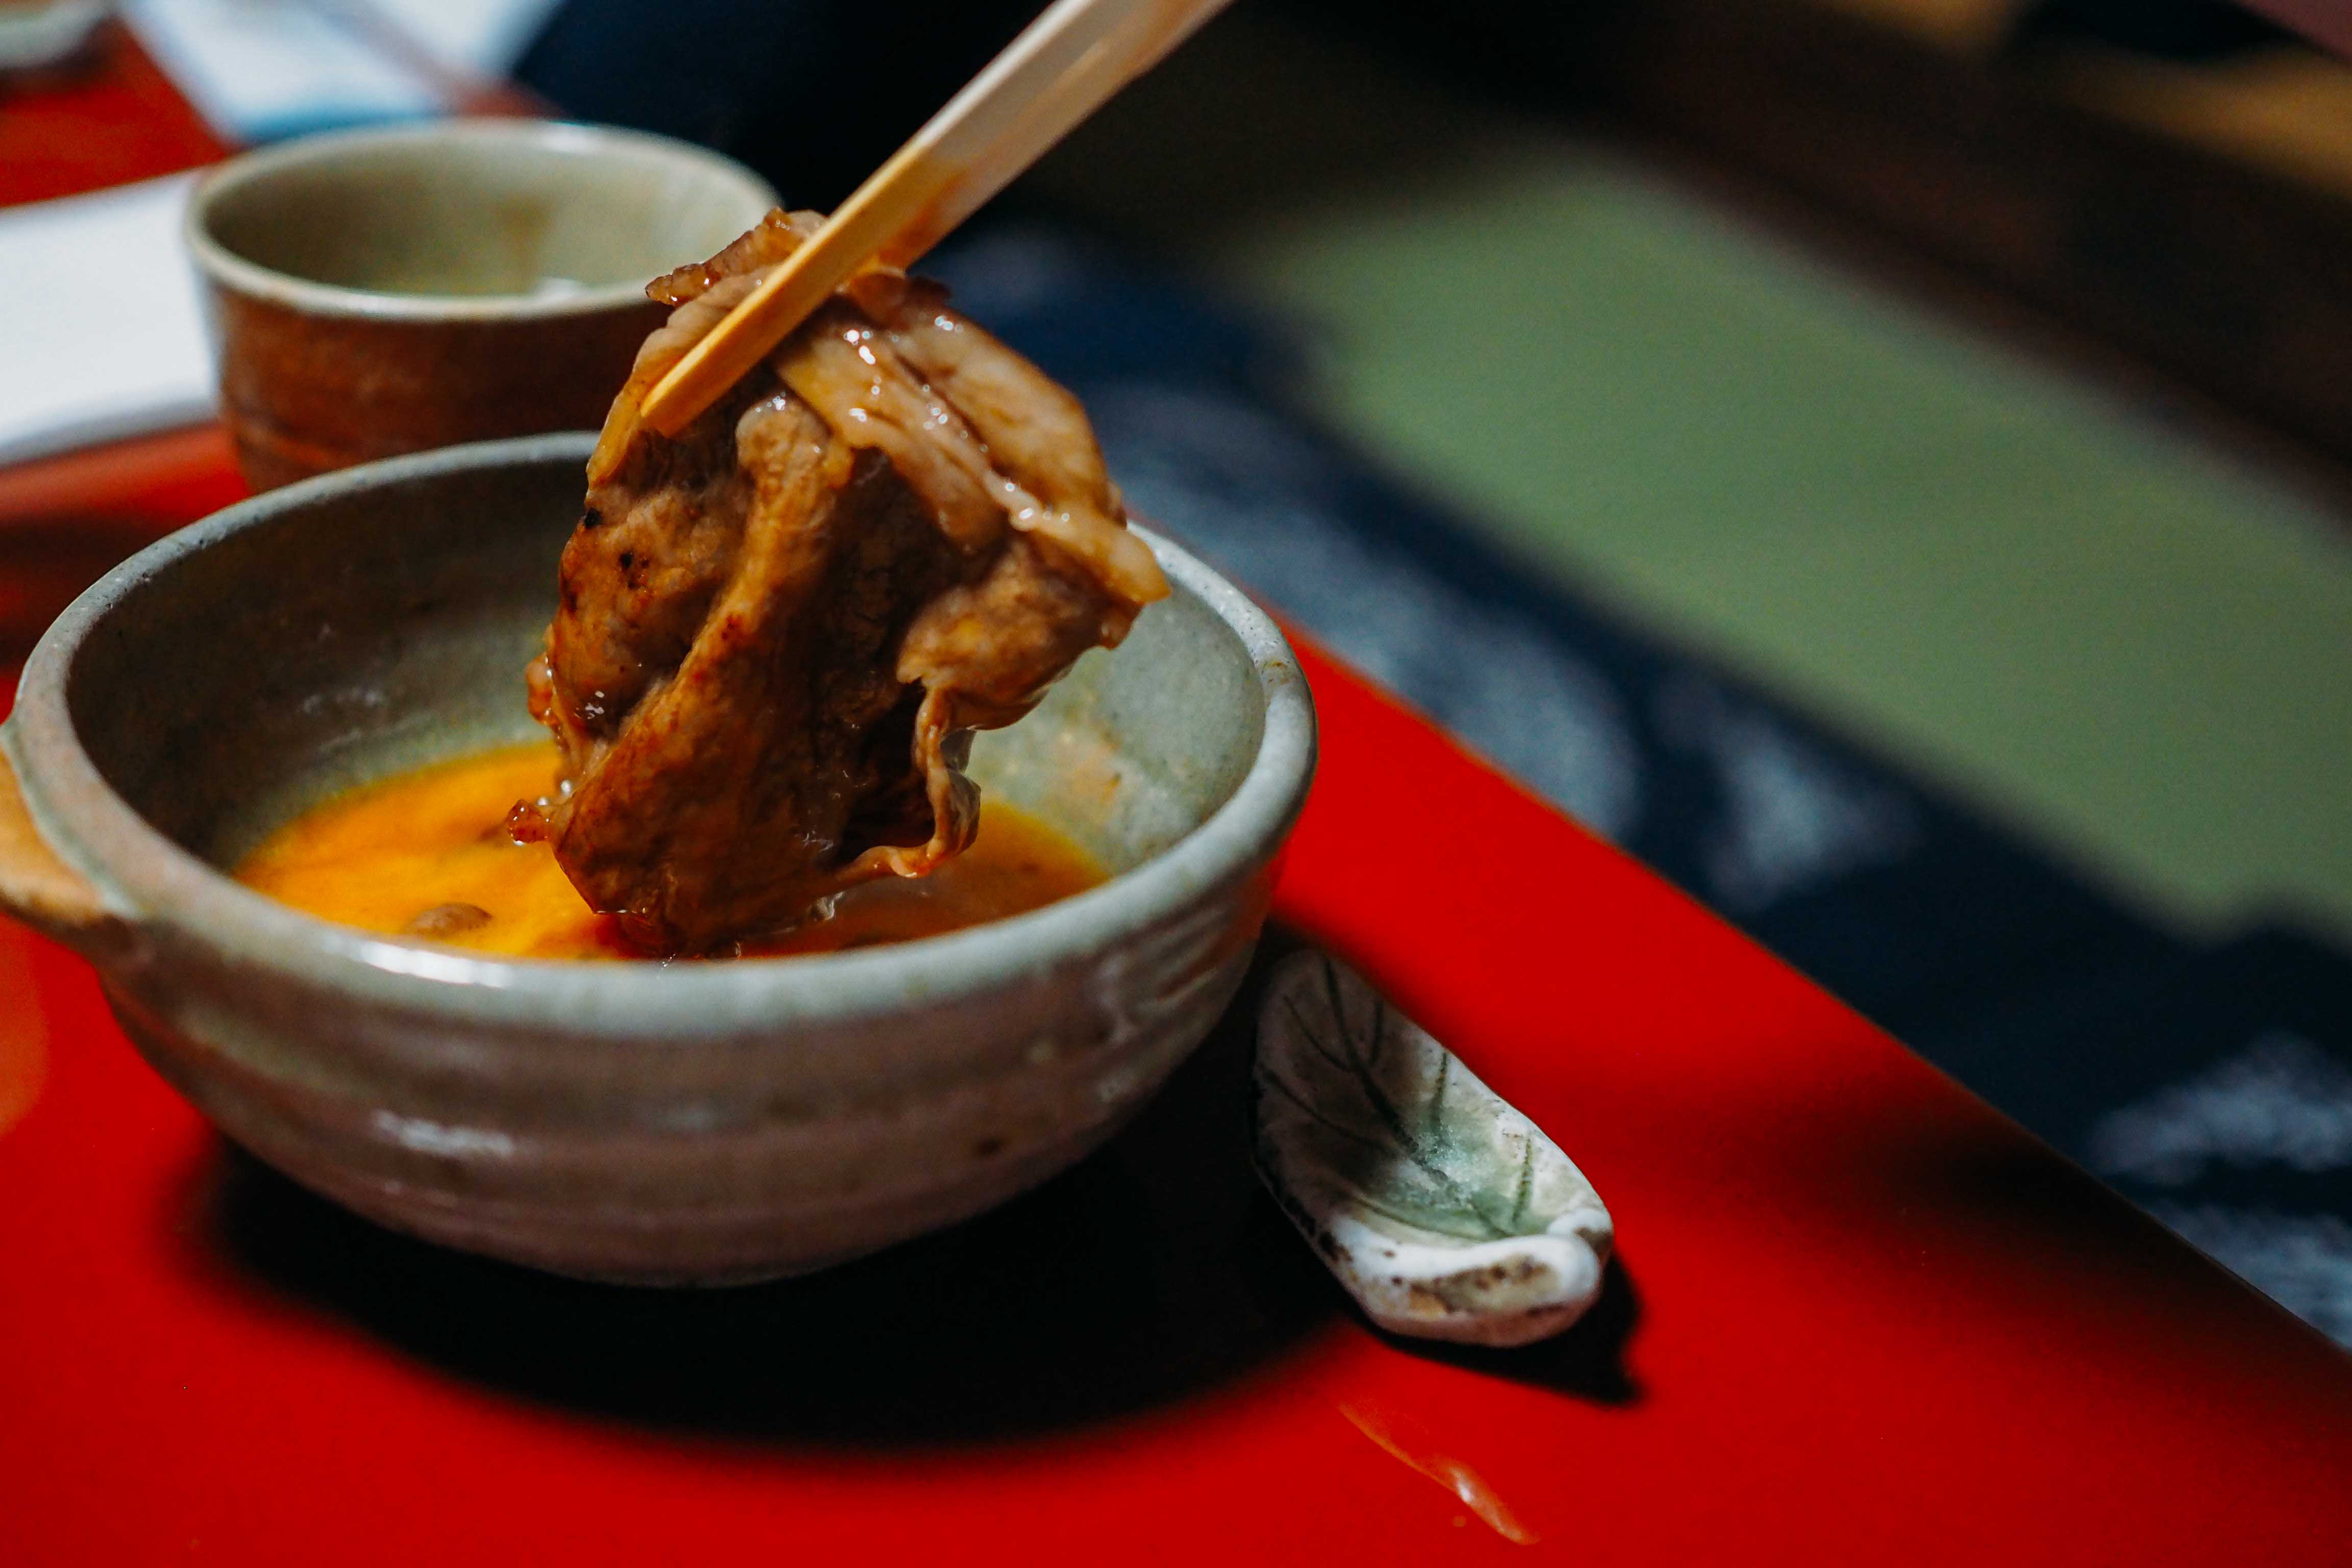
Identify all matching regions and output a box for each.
[183,119,783,324]
[4,434,1317,1040]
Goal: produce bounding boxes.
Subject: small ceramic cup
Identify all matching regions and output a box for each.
[183,119,778,491]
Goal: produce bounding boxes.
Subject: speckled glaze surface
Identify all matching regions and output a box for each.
[184,121,778,491]
[0,434,1315,1283]
[1254,951,1613,1346]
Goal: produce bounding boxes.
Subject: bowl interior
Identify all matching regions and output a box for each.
[197,126,775,301]
[61,446,1266,902]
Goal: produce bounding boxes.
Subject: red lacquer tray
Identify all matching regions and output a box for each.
[4,583,2349,1562]
[3,40,2347,1551]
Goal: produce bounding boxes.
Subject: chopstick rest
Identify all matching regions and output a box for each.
[1254,951,1614,1348]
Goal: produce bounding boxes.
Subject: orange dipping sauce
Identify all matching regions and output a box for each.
[234,744,1106,961]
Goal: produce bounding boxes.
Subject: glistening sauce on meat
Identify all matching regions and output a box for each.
[234,745,1105,962]
[534,209,1166,953]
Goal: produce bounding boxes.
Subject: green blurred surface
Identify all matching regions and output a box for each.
[1034,16,2352,944]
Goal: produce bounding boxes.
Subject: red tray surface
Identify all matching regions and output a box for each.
[4,42,2348,1556]
[3,605,2350,1563]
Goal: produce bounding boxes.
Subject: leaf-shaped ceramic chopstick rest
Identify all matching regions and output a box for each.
[1253,951,1613,1347]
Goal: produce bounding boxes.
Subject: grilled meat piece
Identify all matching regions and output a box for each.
[528,211,1166,951]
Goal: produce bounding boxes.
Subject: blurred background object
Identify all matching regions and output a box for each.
[117,0,560,139]
[0,173,210,466]
[183,119,774,488]
[2,0,2349,1340]
[517,0,1040,210]
[0,2,108,72]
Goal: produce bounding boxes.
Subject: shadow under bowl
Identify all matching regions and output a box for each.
[0,433,1316,1283]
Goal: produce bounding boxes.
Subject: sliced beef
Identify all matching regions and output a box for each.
[528,211,1167,951]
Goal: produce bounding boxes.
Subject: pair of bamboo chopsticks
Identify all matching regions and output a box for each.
[635,0,1234,442]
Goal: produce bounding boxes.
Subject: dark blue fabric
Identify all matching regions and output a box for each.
[924,227,2185,1035]
[453,0,2352,1335]
[1935,929,2352,1343]
[514,0,1039,209]
[923,226,2352,1344]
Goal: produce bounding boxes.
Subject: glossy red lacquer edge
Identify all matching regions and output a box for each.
[3,581,2350,1564]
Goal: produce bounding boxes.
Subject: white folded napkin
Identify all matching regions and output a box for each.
[124,0,439,144]
[0,174,216,469]
[121,0,564,145]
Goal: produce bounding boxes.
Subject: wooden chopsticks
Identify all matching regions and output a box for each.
[633,0,1233,442]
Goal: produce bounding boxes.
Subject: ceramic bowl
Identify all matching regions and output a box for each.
[0,434,1315,1284]
[183,120,778,491]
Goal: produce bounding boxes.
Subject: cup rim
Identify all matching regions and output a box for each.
[4,433,1318,1040]
[183,119,782,323]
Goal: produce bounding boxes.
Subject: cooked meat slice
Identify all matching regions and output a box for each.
[644,208,817,307]
[530,211,1167,951]
[877,281,1162,611]
[778,301,1009,553]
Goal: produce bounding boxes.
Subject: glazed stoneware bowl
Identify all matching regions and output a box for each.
[0,434,1315,1284]
[184,120,778,491]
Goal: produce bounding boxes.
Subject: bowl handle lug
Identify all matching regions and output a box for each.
[0,744,128,961]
